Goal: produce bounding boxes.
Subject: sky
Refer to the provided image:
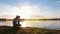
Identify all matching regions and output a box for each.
[0,0,60,19]
[0,0,60,29]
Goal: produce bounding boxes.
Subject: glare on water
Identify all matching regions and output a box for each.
[0,20,60,30]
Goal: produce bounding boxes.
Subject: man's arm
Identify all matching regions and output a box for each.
[20,19,25,23]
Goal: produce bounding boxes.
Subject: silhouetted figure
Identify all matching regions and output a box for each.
[13,15,21,34]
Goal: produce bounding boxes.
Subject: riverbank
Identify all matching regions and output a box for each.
[0,26,60,34]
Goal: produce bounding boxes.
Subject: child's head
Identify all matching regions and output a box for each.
[16,15,20,19]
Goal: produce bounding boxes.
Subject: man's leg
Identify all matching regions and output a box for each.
[13,26,18,34]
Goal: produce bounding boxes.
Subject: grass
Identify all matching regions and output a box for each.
[0,26,60,34]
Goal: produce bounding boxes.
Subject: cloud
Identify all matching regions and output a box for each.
[57,1,60,3]
[17,4,41,18]
[0,3,40,18]
[0,2,60,18]
[0,6,18,15]
[0,3,52,18]
[44,7,48,9]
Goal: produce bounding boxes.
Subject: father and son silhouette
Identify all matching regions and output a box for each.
[1,15,24,34]
[13,15,23,34]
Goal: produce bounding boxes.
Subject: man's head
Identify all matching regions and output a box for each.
[16,15,20,19]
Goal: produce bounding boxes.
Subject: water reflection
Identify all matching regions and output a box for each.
[0,20,60,30]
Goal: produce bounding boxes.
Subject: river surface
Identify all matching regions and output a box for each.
[0,20,60,30]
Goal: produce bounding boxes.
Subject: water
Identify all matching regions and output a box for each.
[0,20,60,30]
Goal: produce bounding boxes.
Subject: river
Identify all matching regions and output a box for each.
[0,20,60,30]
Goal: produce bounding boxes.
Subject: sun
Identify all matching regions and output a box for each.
[16,5,33,27]
[17,5,33,19]
[13,5,39,27]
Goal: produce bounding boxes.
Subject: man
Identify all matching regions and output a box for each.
[13,15,21,28]
[13,15,21,34]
